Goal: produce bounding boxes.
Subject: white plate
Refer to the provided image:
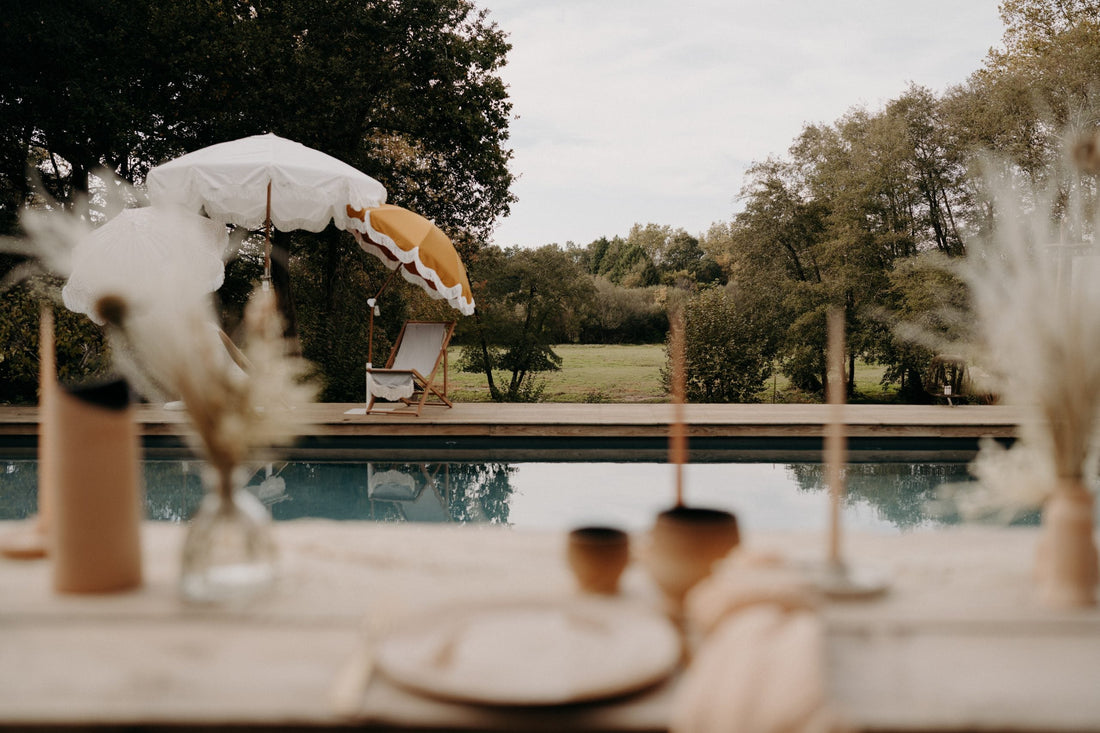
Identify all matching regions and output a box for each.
[375,596,681,706]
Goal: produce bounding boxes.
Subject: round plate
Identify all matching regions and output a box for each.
[375,597,681,706]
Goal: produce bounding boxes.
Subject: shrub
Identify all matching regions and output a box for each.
[670,286,777,403]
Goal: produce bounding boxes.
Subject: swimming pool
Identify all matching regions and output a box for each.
[0,455,1026,533]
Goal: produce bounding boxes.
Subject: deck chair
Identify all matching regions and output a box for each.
[366,321,455,416]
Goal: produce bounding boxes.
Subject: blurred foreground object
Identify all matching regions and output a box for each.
[50,378,143,593]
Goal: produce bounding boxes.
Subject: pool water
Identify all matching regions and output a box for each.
[0,458,1028,532]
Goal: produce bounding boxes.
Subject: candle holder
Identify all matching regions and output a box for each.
[567,526,630,595]
[644,506,740,614]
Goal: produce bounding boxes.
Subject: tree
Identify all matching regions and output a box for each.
[727,90,974,397]
[671,285,778,403]
[580,234,657,287]
[1,0,515,401]
[459,245,595,401]
[950,0,1100,185]
[726,157,833,392]
[1,0,515,235]
[994,0,1100,63]
[873,253,972,400]
[0,283,112,404]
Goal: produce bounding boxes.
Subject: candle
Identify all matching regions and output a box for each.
[669,310,687,507]
[825,307,847,566]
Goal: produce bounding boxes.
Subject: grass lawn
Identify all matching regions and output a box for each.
[446,344,900,404]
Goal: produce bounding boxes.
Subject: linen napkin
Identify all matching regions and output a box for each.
[670,553,849,733]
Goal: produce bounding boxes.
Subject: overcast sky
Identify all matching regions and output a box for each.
[477,1,1006,249]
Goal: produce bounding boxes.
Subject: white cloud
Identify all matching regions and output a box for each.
[480,0,1005,247]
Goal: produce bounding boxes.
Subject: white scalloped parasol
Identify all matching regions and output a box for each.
[147,133,387,278]
[62,207,228,325]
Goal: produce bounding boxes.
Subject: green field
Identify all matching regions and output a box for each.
[447,344,899,404]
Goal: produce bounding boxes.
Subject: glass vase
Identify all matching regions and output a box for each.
[1035,478,1098,608]
[180,464,276,604]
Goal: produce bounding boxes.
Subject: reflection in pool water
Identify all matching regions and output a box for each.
[0,458,1037,532]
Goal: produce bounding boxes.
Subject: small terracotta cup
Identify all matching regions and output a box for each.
[644,506,739,611]
[567,526,631,594]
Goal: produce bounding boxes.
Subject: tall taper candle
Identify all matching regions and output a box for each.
[669,310,687,507]
[825,307,847,566]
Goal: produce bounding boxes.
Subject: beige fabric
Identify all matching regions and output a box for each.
[671,552,847,733]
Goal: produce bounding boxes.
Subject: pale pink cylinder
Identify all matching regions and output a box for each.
[50,381,143,593]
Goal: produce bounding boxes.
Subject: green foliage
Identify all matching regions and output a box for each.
[950,0,1100,184]
[578,279,668,344]
[1,0,515,237]
[871,253,972,399]
[788,462,978,530]
[292,231,405,403]
[460,245,594,401]
[580,224,725,290]
[671,286,777,403]
[582,235,657,287]
[0,283,111,404]
[443,463,516,524]
[780,304,829,393]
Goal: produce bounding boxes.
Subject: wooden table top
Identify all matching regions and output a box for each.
[2,520,1099,731]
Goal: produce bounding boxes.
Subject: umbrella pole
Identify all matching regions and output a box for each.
[367,268,402,364]
[263,181,272,280]
[368,308,374,366]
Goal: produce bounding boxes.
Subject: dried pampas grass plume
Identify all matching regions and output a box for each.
[952,148,1100,518]
[100,280,317,480]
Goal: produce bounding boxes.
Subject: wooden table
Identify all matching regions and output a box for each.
[2,521,1100,731]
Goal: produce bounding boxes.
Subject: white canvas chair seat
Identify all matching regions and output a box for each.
[366,321,455,416]
[369,373,417,401]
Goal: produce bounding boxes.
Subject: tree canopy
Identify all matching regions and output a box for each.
[0,0,515,237]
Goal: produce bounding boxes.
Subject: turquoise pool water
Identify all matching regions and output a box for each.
[0,458,1016,532]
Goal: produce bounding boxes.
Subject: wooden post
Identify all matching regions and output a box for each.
[264,181,273,280]
[669,310,687,507]
[825,307,847,566]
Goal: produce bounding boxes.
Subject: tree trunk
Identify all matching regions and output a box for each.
[848,349,856,397]
[508,287,537,398]
[320,227,341,317]
[472,310,500,401]
[270,230,300,353]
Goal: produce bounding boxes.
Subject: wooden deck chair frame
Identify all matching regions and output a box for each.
[366,320,456,417]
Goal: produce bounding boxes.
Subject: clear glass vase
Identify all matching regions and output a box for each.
[180,465,276,604]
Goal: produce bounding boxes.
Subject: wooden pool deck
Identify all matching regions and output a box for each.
[0,402,1022,440]
[0,402,1022,461]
